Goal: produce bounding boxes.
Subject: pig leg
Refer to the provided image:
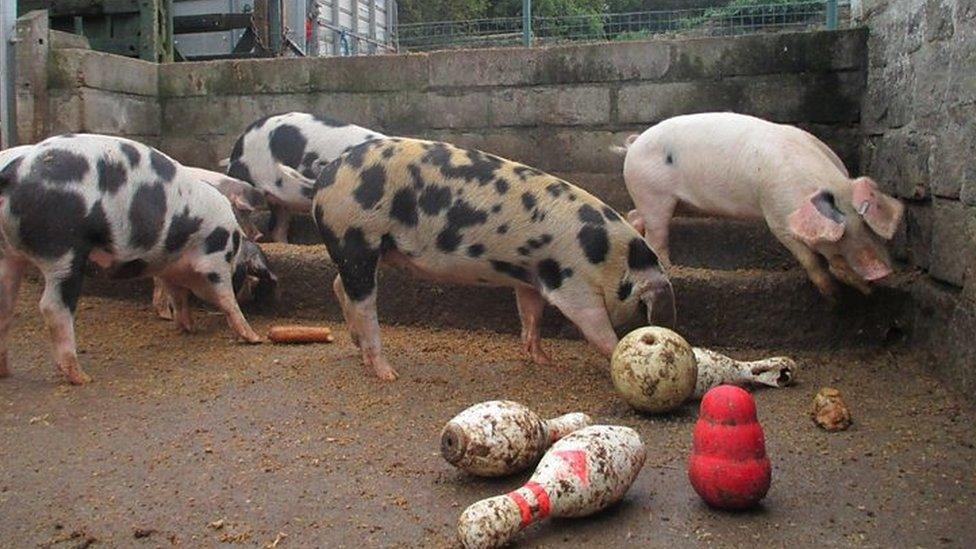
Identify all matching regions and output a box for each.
[38,255,90,385]
[773,233,839,300]
[636,196,677,266]
[267,205,292,243]
[185,273,262,343]
[165,282,194,333]
[547,291,619,358]
[514,286,552,365]
[0,252,27,378]
[151,277,175,320]
[333,275,361,347]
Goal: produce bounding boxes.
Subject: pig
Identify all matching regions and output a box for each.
[150,166,277,321]
[617,112,905,299]
[224,111,384,242]
[0,134,265,385]
[279,138,674,381]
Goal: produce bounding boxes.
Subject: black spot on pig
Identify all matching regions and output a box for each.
[665,152,674,165]
[602,206,622,222]
[203,227,230,254]
[526,234,552,250]
[329,227,380,301]
[408,164,425,190]
[299,152,320,178]
[423,145,501,186]
[578,204,605,225]
[129,183,167,249]
[537,259,570,290]
[490,260,530,283]
[436,199,488,253]
[207,272,221,284]
[59,254,87,313]
[514,166,543,181]
[85,200,112,250]
[344,142,370,169]
[30,148,89,184]
[119,143,141,167]
[164,207,203,253]
[617,280,633,301]
[577,225,609,264]
[497,223,509,234]
[419,184,452,216]
[467,243,485,257]
[0,157,23,192]
[517,246,530,256]
[521,192,537,212]
[269,124,307,168]
[227,160,252,184]
[300,185,316,199]
[149,150,176,181]
[229,135,245,162]
[494,178,509,195]
[546,182,570,198]
[491,204,502,213]
[97,157,127,194]
[627,238,659,270]
[8,184,85,258]
[354,164,386,209]
[315,160,340,190]
[382,146,395,159]
[391,188,419,227]
[111,259,147,279]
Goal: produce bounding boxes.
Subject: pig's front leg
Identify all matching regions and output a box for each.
[151,277,175,320]
[547,290,619,359]
[772,231,839,301]
[514,286,552,365]
[267,204,292,243]
[38,256,90,385]
[166,283,194,333]
[0,252,27,378]
[187,272,263,344]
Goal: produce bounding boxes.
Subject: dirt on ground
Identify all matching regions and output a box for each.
[1,282,974,548]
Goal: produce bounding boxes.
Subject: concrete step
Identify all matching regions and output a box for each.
[257,213,795,271]
[82,243,913,351]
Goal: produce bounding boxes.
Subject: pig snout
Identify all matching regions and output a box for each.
[643,270,676,329]
[852,248,893,282]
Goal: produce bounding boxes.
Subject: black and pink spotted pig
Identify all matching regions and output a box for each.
[0,134,268,385]
[281,138,674,381]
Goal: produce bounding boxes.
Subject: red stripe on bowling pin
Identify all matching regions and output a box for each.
[524,481,551,519]
[554,449,589,486]
[506,490,533,527]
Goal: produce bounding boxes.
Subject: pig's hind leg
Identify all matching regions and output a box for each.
[37,253,91,384]
[515,286,552,365]
[332,275,360,347]
[0,252,28,378]
[151,277,175,320]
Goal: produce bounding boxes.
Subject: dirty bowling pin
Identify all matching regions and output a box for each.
[693,347,797,398]
[457,425,646,549]
[441,400,592,477]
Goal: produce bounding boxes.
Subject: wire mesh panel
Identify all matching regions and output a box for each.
[397,1,846,52]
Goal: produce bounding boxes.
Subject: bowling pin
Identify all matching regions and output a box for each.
[693,347,796,398]
[457,425,646,549]
[441,400,592,477]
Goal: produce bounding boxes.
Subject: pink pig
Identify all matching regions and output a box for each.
[617,112,904,299]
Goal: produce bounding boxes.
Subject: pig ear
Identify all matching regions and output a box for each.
[231,194,255,213]
[851,177,904,240]
[626,209,646,236]
[625,134,639,146]
[787,190,846,246]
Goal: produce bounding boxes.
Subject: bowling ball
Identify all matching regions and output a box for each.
[611,327,697,413]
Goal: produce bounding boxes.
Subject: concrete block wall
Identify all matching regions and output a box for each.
[155,29,867,212]
[859,0,976,393]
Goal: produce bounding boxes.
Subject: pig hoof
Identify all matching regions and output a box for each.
[241,335,265,344]
[66,371,92,385]
[376,369,399,381]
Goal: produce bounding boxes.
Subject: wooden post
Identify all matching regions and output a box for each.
[0,0,16,147]
[139,0,173,62]
[14,10,49,144]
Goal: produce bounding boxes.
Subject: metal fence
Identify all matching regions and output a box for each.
[397,0,847,52]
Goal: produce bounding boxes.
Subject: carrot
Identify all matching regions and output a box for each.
[268,325,334,344]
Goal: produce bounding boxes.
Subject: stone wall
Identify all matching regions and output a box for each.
[859,0,976,392]
[156,29,867,211]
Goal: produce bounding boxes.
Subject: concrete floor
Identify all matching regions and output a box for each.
[1,284,974,548]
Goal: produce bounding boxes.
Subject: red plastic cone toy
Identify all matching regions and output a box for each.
[688,385,771,510]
